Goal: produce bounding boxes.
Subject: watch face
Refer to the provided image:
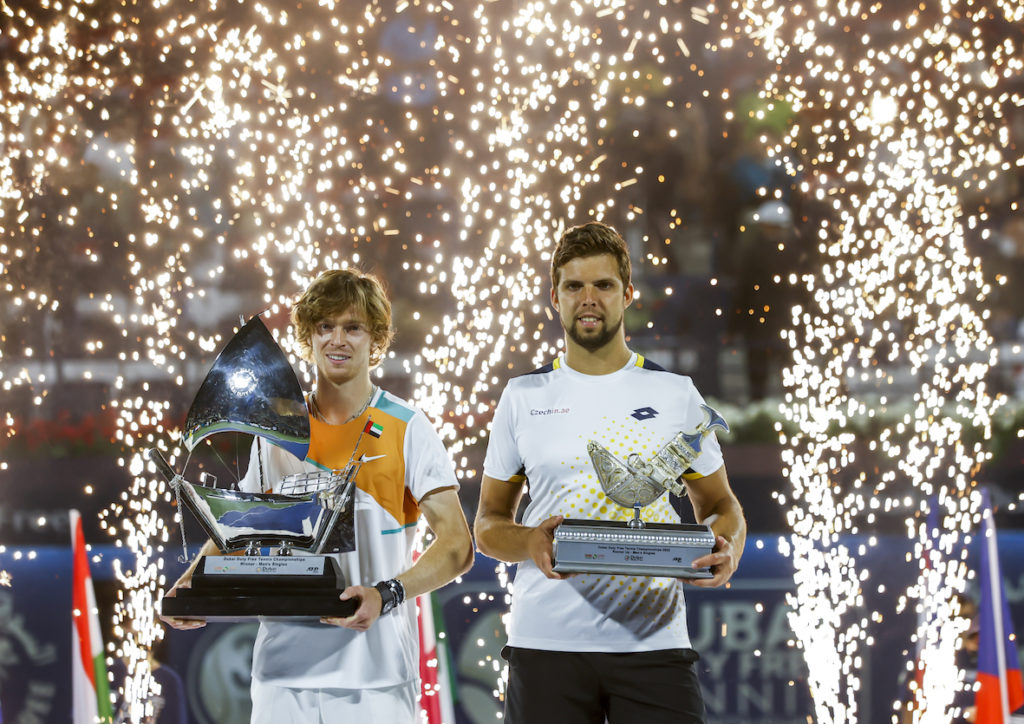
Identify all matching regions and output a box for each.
[376,581,396,614]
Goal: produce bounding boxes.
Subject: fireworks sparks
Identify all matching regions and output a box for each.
[745,0,1022,720]
[5,1,725,717]
[411,0,728,457]
[0,549,9,587]
[1,0,1022,721]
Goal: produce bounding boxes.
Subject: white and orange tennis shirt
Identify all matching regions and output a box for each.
[237,387,458,691]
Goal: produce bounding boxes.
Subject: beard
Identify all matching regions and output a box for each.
[564,314,622,351]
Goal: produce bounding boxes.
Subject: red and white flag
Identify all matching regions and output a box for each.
[71,509,112,724]
[418,590,456,724]
[975,489,1024,723]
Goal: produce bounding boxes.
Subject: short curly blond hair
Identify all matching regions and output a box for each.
[291,269,395,368]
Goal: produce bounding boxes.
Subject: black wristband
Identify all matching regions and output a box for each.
[374,578,406,615]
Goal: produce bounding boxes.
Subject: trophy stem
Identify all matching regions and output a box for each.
[146,447,193,563]
[627,504,646,529]
[245,541,262,556]
[174,483,191,564]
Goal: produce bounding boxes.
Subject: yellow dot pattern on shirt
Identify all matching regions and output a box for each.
[558,416,679,524]
[557,415,685,636]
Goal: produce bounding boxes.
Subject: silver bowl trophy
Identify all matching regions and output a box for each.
[153,317,360,621]
[551,404,728,578]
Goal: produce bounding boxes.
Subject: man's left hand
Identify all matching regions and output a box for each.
[321,584,383,631]
[687,535,740,588]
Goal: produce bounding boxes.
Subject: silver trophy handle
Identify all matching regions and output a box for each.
[147,447,178,483]
[646,404,729,497]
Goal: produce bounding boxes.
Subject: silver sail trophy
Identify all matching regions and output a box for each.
[552,404,728,578]
[154,316,360,621]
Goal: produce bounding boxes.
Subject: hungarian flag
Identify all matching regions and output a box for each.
[71,509,112,724]
[975,489,1024,723]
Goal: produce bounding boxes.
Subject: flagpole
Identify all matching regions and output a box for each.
[984,491,1012,722]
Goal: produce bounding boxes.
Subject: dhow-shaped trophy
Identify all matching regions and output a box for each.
[552,404,728,578]
[153,316,359,621]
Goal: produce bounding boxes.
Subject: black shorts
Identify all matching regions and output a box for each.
[501,646,706,724]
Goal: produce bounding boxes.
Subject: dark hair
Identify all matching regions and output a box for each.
[550,222,631,289]
[291,268,394,367]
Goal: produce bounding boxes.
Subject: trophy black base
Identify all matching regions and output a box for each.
[552,518,716,579]
[161,555,357,622]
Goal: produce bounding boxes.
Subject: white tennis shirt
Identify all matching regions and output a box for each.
[483,353,724,652]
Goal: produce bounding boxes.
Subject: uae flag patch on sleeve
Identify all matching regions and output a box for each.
[364,419,384,438]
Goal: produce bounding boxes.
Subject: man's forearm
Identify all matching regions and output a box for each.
[396,532,474,600]
[688,467,746,559]
[702,502,746,558]
[391,488,474,600]
[474,514,537,564]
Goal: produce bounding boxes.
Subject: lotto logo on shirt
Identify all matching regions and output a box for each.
[530,407,570,416]
[631,407,659,420]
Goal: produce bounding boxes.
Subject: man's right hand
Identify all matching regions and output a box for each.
[527,515,573,580]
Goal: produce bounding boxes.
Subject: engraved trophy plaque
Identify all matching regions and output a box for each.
[155,316,359,621]
[551,404,728,578]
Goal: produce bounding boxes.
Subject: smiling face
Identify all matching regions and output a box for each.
[551,253,634,353]
[309,308,373,387]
